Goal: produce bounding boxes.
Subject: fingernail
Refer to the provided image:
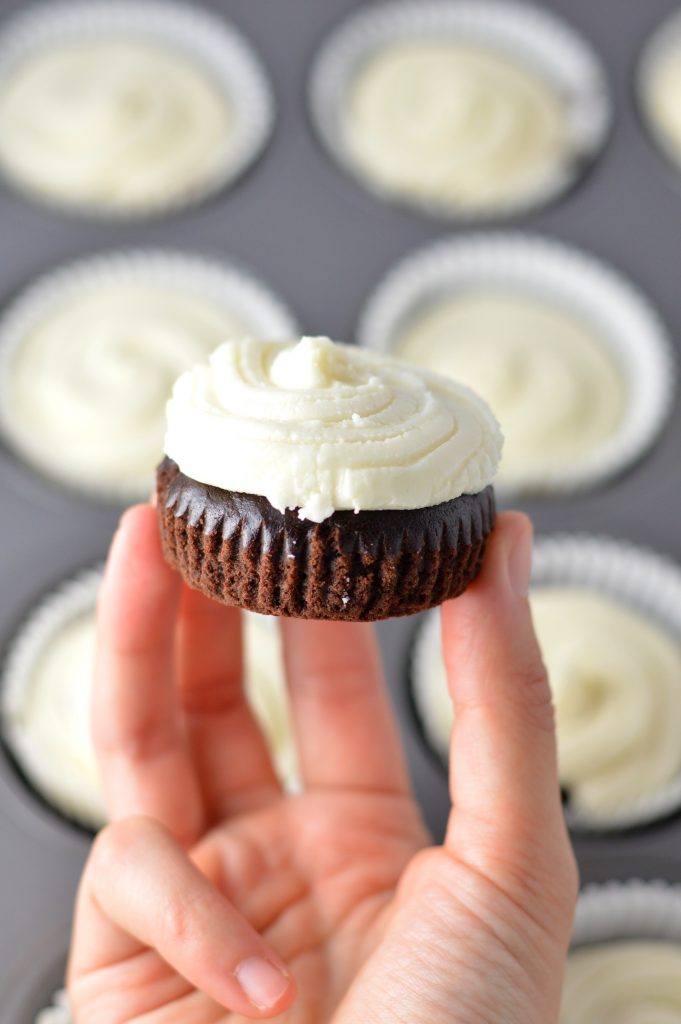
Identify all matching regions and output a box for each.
[506,521,533,597]
[235,957,290,1010]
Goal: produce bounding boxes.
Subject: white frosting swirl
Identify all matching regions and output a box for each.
[165,336,502,522]
[644,44,681,170]
[0,280,248,496]
[345,41,568,210]
[6,611,105,828]
[396,292,626,486]
[3,605,297,829]
[413,587,681,813]
[534,589,681,813]
[561,942,681,1023]
[0,39,233,211]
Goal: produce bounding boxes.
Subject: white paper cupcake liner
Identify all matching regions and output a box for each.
[358,233,675,496]
[572,879,681,947]
[410,533,681,832]
[0,249,299,502]
[637,7,681,185]
[309,0,611,220]
[0,566,105,832]
[0,0,274,218]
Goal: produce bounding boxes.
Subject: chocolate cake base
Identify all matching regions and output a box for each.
[157,457,495,621]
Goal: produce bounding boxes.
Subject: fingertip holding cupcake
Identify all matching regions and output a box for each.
[156,336,503,621]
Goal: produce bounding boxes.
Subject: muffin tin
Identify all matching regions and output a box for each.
[1,0,681,1015]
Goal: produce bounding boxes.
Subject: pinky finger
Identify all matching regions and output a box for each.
[68,816,295,1019]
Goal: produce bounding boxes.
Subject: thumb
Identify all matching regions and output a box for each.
[441,512,563,847]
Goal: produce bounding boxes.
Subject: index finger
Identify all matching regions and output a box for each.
[93,504,204,846]
[281,619,410,794]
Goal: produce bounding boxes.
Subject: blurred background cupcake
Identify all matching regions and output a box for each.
[359,234,674,495]
[411,535,681,830]
[0,0,273,217]
[1,567,299,832]
[310,0,610,218]
[562,880,681,1019]
[0,251,297,501]
[639,6,681,188]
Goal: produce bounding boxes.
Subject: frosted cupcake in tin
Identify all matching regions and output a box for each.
[562,939,681,1019]
[1,569,298,830]
[411,536,681,829]
[562,882,681,1020]
[0,251,296,501]
[157,335,502,621]
[639,8,681,182]
[0,0,273,216]
[310,1,610,218]
[359,235,673,495]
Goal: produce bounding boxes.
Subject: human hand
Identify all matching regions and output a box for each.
[68,506,577,1023]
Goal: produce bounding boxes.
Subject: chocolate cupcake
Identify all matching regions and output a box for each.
[157,336,501,621]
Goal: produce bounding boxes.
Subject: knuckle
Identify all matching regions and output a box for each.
[159,888,213,949]
[89,816,159,875]
[503,659,556,736]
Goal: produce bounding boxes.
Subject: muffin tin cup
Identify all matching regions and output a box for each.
[0,249,299,503]
[0,565,105,834]
[357,233,675,496]
[0,0,275,218]
[637,7,681,188]
[409,533,681,833]
[309,0,611,221]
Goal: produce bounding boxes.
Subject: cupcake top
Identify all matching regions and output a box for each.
[0,254,295,500]
[0,38,233,213]
[345,39,568,211]
[395,290,626,484]
[2,577,298,829]
[533,588,681,813]
[561,941,681,1021]
[164,335,502,522]
[413,586,681,815]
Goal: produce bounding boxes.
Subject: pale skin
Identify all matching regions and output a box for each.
[68,506,578,1023]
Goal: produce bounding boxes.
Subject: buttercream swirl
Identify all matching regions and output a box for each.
[4,605,297,829]
[345,40,568,210]
[561,942,681,1022]
[164,336,502,522]
[0,280,247,496]
[534,589,681,813]
[413,587,681,813]
[395,291,626,485]
[0,39,233,211]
